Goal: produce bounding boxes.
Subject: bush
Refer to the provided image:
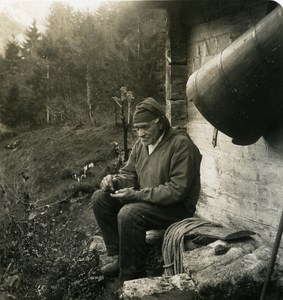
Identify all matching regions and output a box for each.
[1,205,105,299]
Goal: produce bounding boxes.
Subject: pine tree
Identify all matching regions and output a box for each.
[2,83,21,127]
[22,20,41,58]
[0,2,166,127]
[4,36,21,75]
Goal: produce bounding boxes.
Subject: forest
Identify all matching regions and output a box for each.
[0,1,166,129]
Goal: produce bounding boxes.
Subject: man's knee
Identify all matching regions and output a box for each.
[117,204,143,225]
[92,189,107,211]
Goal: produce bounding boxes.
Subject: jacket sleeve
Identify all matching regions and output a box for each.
[135,137,200,206]
[114,143,139,189]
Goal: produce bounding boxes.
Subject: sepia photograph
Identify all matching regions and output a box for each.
[0,0,282,299]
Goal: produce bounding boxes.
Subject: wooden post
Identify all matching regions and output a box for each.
[120,90,129,161]
[46,59,50,123]
[260,209,283,300]
[86,64,95,126]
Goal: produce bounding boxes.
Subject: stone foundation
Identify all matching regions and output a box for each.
[119,235,283,299]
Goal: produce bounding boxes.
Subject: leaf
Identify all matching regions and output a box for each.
[28,212,37,220]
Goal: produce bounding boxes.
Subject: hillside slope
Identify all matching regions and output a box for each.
[1,123,126,204]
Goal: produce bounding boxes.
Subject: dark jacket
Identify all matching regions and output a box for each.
[115,128,202,215]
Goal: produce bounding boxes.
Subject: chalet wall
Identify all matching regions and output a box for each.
[181,0,283,245]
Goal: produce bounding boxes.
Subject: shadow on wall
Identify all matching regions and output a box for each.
[264,116,283,153]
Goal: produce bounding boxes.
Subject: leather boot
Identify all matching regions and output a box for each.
[100,259,119,277]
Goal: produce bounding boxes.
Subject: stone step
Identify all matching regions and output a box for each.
[120,273,197,300]
[119,236,283,299]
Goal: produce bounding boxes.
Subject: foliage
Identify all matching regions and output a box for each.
[0,122,129,299]
[4,36,21,69]
[22,20,41,58]
[1,202,104,299]
[0,2,166,129]
[1,84,20,126]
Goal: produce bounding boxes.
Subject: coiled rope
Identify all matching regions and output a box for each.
[162,217,216,276]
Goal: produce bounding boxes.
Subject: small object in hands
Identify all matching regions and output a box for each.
[101,175,118,193]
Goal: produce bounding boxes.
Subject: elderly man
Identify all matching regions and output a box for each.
[92,97,202,281]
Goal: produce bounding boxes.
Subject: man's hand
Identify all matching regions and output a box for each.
[100,175,118,193]
[110,188,137,201]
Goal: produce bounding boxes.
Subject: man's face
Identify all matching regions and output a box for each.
[134,119,163,146]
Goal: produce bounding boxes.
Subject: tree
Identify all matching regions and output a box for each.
[37,2,80,123]
[0,2,166,128]
[0,55,7,110]
[95,2,166,102]
[1,84,21,126]
[0,29,47,128]
[4,36,21,75]
[72,12,101,125]
[22,20,41,58]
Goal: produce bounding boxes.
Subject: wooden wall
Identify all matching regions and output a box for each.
[167,0,283,245]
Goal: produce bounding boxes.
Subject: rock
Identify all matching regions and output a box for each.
[120,274,197,300]
[89,236,106,254]
[214,244,230,255]
[183,237,271,299]
[90,230,283,299]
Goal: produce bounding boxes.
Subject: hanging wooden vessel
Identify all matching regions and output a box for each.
[186,5,283,145]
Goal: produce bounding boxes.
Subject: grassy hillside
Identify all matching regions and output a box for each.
[0,122,132,299]
[0,123,127,217]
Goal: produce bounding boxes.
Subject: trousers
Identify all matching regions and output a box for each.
[92,189,192,280]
